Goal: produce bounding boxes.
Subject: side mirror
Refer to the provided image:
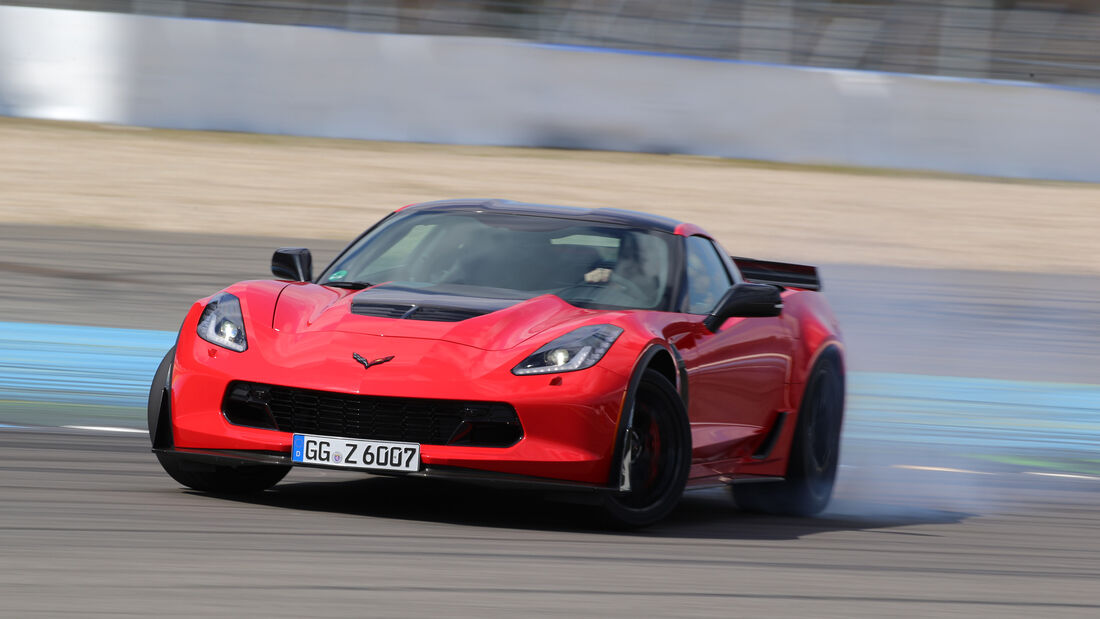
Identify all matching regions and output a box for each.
[703,283,783,332]
[271,247,312,282]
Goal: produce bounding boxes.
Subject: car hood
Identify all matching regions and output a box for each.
[270,282,600,351]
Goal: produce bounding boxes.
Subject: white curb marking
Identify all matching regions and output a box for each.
[63,425,145,434]
[1024,472,1100,481]
[891,465,994,475]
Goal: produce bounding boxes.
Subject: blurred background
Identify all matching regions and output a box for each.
[1,1,1099,617]
[5,0,1100,84]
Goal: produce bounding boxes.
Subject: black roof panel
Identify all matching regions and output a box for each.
[403,199,685,233]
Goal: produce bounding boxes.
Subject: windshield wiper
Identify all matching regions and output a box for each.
[323,281,373,290]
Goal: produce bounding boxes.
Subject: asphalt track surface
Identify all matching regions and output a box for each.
[2,224,1100,617]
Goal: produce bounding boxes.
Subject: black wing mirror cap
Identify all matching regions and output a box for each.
[271,247,313,282]
[703,283,783,332]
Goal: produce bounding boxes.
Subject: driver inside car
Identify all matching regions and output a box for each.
[581,233,657,300]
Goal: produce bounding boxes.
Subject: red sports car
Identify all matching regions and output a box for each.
[148,199,845,526]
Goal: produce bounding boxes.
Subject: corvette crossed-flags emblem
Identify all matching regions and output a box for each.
[352,352,395,370]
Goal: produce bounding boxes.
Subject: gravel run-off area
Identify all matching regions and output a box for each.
[2,118,1097,274]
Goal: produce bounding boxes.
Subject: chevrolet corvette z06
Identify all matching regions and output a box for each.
[148,199,845,526]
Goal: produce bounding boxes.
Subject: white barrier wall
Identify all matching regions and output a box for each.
[1,5,1098,182]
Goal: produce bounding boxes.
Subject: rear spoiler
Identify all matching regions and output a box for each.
[731,257,822,291]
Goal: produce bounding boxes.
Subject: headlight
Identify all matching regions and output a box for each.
[196,292,248,352]
[512,325,623,375]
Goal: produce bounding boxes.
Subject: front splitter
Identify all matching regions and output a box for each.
[154,446,615,493]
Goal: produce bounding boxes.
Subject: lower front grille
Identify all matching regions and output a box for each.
[222,382,522,447]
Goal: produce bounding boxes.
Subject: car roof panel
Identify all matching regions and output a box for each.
[401,199,691,235]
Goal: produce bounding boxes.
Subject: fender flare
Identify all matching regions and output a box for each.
[606,343,690,490]
[789,341,845,410]
[778,343,845,467]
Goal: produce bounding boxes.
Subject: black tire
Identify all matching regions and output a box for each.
[602,370,691,527]
[155,453,290,494]
[733,349,844,516]
[147,348,175,447]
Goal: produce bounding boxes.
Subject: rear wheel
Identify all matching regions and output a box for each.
[602,370,691,527]
[733,349,844,516]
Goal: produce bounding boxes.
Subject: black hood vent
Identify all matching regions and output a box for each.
[351,303,414,319]
[352,303,486,322]
[350,283,525,323]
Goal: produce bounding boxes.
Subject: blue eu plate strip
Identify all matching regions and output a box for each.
[291,434,305,462]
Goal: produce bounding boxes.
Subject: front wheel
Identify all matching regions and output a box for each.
[147,347,175,448]
[602,370,691,527]
[147,348,289,493]
[156,453,290,494]
[733,349,845,516]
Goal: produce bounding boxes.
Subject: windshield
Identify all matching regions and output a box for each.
[320,211,679,311]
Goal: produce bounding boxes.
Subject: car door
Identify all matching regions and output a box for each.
[670,236,795,473]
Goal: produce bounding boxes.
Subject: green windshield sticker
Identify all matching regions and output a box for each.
[328,270,348,281]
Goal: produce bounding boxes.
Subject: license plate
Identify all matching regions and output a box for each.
[291,434,420,472]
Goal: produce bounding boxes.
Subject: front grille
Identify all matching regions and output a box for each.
[222,382,522,447]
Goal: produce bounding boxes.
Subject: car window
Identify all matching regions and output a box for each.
[364,223,433,274]
[320,211,679,311]
[684,236,732,314]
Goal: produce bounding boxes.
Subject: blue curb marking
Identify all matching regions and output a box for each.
[0,322,175,408]
[846,373,1100,451]
[1,322,1098,451]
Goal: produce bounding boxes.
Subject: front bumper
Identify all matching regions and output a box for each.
[170,330,631,485]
